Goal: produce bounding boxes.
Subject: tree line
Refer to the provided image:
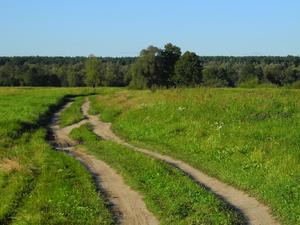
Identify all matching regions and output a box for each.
[128,44,300,89]
[0,56,133,87]
[0,44,300,88]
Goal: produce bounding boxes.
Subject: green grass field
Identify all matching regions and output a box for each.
[70,124,243,225]
[1,87,299,225]
[0,88,113,224]
[89,88,300,225]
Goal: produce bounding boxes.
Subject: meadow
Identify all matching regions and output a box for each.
[89,88,300,225]
[70,124,243,225]
[1,87,299,225]
[0,88,113,224]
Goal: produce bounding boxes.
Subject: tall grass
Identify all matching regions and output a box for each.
[89,88,300,225]
[0,87,113,224]
[70,124,243,225]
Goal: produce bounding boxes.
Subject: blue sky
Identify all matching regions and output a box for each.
[0,0,299,56]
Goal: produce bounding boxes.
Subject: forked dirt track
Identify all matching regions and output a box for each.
[50,100,159,225]
[81,98,280,225]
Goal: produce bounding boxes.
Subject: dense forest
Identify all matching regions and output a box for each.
[1,43,300,88]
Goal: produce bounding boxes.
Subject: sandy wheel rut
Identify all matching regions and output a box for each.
[81,98,280,225]
[50,97,280,225]
[50,99,159,225]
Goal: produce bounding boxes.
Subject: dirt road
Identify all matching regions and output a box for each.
[50,100,159,225]
[82,98,280,225]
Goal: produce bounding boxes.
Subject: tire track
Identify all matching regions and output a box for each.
[83,98,280,225]
[49,99,159,225]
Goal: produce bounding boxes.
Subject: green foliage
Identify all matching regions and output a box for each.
[129,44,182,89]
[235,64,257,83]
[283,66,300,85]
[157,43,182,87]
[70,124,242,225]
[173,51,202,86]
[103,62,127,87]
[290,80,300,89]
[66,65,85,87]
[263,64,285,85]
[85,55,102,87]
[0,53,300,88]
[129,46,160,89]
[238,78,259,88]
[202,63,231,87]
[90,88,300,225]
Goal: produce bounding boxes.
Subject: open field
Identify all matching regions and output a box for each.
[2,1,299,224]
[0,88,113,224]
[70,123,242,225]
[1,87,299,225]
[89,88,300,225]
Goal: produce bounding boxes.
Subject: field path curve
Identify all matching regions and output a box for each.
[50,99,159,225]
[83,98,280,225]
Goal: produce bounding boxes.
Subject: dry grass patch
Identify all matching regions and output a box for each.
[0,158,21,172]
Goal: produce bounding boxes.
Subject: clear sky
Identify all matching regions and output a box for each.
[0,0,299,57]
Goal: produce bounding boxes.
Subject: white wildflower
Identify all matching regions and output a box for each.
[215,121,224,130]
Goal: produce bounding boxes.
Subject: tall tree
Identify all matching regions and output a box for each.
[157,43,181,86]
[103,62,125,86]
[235,64,256,84]
[85,55,102,87]
[202,63,228,87]
[173,51,202,86]
[0,63,15,86]
[129,46,160,89]
[263,64,284,85]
